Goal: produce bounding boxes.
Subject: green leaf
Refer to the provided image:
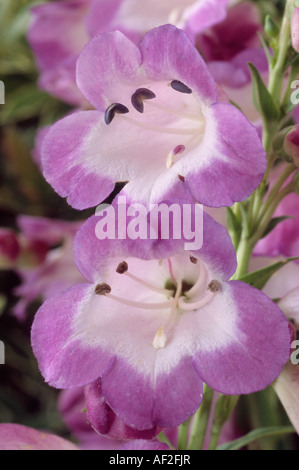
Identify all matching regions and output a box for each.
[217,426,295,450]
[239,257,299,290]
[265,15,280,39]
[226,207,241,234]
[257,32,274,67]
[0,84,49,124]
[248,63,280,122]
[261,215,294,238]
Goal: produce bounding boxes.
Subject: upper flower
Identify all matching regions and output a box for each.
[27,0,229,105]
[31,208,290,430]
[41,25,266,209]
[196,2,267,89]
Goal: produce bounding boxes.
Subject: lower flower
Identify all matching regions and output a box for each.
[31,209,291,431]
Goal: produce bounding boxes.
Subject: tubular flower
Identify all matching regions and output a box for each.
[41,25,266,210]
[31,210,290,430]
[197,2,267,89]
[13,216,84,320]
[27,0,229,105]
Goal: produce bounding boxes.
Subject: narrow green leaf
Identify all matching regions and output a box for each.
[226,207,241,234]
[258,32,274,66]
[217,426,295,450]
[239,257,299,290]
[0,84,49,124]
[248,63,280,121]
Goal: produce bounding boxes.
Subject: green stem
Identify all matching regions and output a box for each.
[255,163,296,227]
[208,395,239,450]
[252,181,295,245]
[268,3,291,100]
[177,417,191,450]
[188,385,214,450]
[232,236,254,280]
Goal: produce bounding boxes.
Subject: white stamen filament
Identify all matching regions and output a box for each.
[123,271,173,296]
[167,258,177,283]
[118,115,199,135]
[185,261,209,298]
[178,290,215,311]
[152,279,182,350]
[104,292,173,310]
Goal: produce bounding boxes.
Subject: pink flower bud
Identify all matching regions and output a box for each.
[284,125,299,165]
[0,229,20,268]
[291,7,299,53]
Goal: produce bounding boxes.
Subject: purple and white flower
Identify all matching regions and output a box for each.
[27,0,229,105]
[31,209,290,430]
[197,2,267,89]
[41,25,266,210]
[13,216,84,320]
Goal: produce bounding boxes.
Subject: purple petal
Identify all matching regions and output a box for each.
[0,424,78,450]
[120,439,170,450]
[41,111,115,209]
[76,31,142,111]
[140,25,217,104]
[193,281,291,394]
[31,284,114,388]
[74,203,236,284]
[184,102,266,207]
[85,379,160,438]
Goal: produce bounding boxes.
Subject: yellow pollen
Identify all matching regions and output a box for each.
[153,327,167,350]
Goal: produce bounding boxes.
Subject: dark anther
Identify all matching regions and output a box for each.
[131,88,156,113]
[105,103,129,125]
[178,174,185,182]
[116,261,128,274]
[170,80,192,94]
[208,280,221,293]
[190,256,198,264]
[95,283,112,295]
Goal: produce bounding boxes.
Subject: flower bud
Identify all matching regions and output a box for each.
[291,7,299,53]
[0,229,20,269]
[284,125,299,165]
[265,15,280,39]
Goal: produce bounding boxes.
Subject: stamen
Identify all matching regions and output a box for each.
[117,115,198,135]
[178,174,185,182]
[105,103,129,125]
[208,280,221,293]
[166,145,185,168]
[178,290,215,311]
[153,327,167,349]
[116,261,173,295]
[190,256,198,264]
[131,88,156,113]
[184,261,208,298]
[104,293,173,310]
[167,258,177,283]
[170,80,192,94]
[95,283,111,295]
[116,261,128,274]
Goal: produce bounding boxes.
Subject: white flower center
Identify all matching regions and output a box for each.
[95,255,219,350]
[105,81,206,170]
